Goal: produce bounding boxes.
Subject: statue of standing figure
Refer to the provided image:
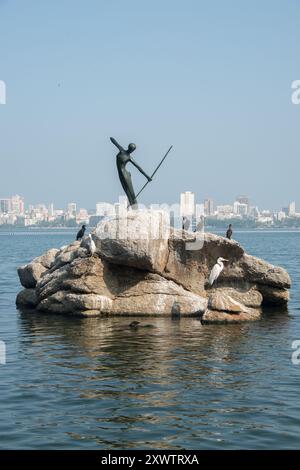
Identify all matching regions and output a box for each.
[110,137,152,207]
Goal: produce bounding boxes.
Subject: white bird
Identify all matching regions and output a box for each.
[209,257,228,286]
[87,234,96,256]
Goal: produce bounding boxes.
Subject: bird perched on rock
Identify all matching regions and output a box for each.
[226,224,233,240]
[76,224,86,240]
[86,234,96,256]
[209,257,228,286]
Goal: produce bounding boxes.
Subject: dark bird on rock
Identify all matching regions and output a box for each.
[226,224,233,240]
[76,224,86,240]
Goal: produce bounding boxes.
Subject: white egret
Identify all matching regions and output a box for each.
[87,234,96,256]
[209,257,228,286]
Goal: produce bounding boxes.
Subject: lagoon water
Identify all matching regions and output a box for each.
[0,230,300,449]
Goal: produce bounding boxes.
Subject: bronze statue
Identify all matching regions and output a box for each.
[110,137,152,207]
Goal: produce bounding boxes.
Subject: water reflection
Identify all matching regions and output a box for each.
[13,308,296,449]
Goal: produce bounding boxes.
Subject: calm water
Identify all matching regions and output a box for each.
[0,230,300,450]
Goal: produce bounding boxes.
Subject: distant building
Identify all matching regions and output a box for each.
[77,208,89,224]
[277,211,286,221]
[233,201,248,216]
[48,203,54,217]
[281,207,289,216]
[235,195,250,215]
[216,205,233,219]
[10,195,24,215]
[248,206,260,219]
[67,202,77,218]
[236,195,250,206]
[180,191,195,217]
[204,198,214,216]
[0,198,11,213]
[288,201,296,217]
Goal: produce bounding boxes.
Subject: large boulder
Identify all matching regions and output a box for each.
[51,242,87,270]
[17,262,47,288]
[94,209,170,273]
[17,247,60,288]
[38,291,113,315]
[35,248,59,269]
[36,257,113,301]
[16,288,38,308]
[164,230,291,306]
[165,231,245,295]
[110,272,207,316]
[34,254,207,316]
[16,222,291,323]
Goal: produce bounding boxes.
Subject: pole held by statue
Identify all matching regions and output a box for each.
[135,145,173,200]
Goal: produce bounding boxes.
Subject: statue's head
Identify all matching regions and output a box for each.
[127,143,136,153]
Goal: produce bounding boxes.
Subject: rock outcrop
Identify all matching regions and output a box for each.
[94,209,170,273]
[16,209,291,323]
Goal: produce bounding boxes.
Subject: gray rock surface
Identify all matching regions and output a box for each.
[94,209,170,273]
[18,262,47,288]
[16,288,38,308]
[202,308,262,324]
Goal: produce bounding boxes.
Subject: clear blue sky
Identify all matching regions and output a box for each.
[0,0,299,210]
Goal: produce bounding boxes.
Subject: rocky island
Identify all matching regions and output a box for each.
[16,210,291,324]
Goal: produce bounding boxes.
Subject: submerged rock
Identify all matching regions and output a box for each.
[202,308,262,324]
[16,209,291,323]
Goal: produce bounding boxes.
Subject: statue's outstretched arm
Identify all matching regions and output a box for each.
[110,137,124,152]
[130,158,152,181]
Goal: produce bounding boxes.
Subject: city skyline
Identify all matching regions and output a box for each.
[0,189,298,213]
[0,191,298,228]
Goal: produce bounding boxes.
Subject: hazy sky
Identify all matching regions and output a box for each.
[0,0,299,210]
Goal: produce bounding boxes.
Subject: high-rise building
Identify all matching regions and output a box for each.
[180,191,195,217]
[0,198,11,213]
[11,195,24,215]
[67,203,77,217]
[233,201,248,216]
[236,195,250,214]
[288,201,296,216]
[204,198,214,216]
[48,203,54,217]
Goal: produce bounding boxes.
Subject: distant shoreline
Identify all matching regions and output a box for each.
[1,226,300,234]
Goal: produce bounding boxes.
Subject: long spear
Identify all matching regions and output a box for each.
[135,145,173,200]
